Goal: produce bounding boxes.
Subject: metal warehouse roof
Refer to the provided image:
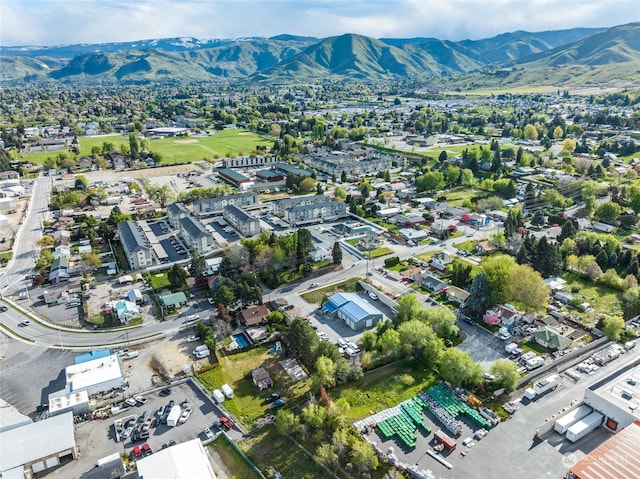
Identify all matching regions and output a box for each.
[0,412,75,472]
[327,292,382,323]
[569,421,640,479]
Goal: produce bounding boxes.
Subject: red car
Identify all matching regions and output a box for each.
[142,443,152,455]
[219,416,234,430]
[132,446,142,458]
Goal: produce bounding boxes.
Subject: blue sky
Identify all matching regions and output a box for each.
[1,0,638,46]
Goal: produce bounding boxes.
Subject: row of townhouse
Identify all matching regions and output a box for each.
[303,152,398,178]
[191,192,259,216]
[272,194,348,225]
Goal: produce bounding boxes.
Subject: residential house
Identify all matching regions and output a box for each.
[544,277,567,293]
[49,269,71,283]
[108,152,126,170]
[531,326,571,350]
[113,300,140,324]
[159,292,187,310]
[484,304,520,326]
[475,240,498,255]
[251,367,273,390]
[166,202,190,228]
[322,293,383,331]
[53,245,71,259]
[117,221,153,270]
[44,289,69,304]
[238,304,270,327]
[192,192,258,216]
[77,157,92,169]
[178,216,216,256]
[419,274,448,293]
[223,204,261,237]
[446,286,470,305]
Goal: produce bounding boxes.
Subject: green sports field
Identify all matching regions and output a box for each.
[17,129,273,165]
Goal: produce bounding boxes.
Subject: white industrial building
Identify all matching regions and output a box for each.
[136,439,216,479]
[48,390,90,417]
[64,353,124,396]
[0,398,32,433]
[0,411,77,477]
[582,358,640,433]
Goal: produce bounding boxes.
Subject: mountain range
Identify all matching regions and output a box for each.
[1,23,639,87]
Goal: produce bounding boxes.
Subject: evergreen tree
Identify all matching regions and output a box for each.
[558,219,578,242]
[439,150,448,163]
[595,249,609,269]
[516,146,524,164]
[469,156,479,175]
[467,273,489,311]
[490,147,502,173]
[516,245,531,266]
[341,170,347,182]
[332,242,343,265]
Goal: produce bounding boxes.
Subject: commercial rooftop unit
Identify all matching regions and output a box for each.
[136,438,216,479]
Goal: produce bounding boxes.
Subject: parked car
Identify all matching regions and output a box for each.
[132,446,142,458]
[309,282,319,288]
[270,399,286,410]
[202,427,214,440]
[20,319,31,326]
[124,398,138,407]
[179,408,192,424]
[219,416,234,430]
[265,392,282,403]
[368,292,378,300]
[0,305,8,312]
[135,396,147,405]
[142,443,152,455]
[186,335,199,343]
[159,388,171,397]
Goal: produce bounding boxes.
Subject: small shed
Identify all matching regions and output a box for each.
[252,367,273,390]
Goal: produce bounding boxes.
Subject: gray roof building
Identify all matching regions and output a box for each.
[0,411,77,477]
[223,204,261,237]
[178,216,216,255]
[117,221,153,270]
[166,202,190,228]
[192,192,258,215]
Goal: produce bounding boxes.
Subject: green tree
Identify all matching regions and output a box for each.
[524,124,538,141]
[397,320,443,366]
[490,359,520,392]
[467,272,489,311]
[168,264,187,289]
[451,262,472,288]
[444,165,461,185]
[275,409,301,436]
[74,175,88,190]
[416,171,445,193]
[394,294,422,325]
[341,170,347,182]
[189,252,206,278]
[299,177,317,193]
[602,316,625,341]
[214,284,235,308]
[332,242,343,265]
[460,168,474,186]
[129,132,139,160]
[595,201,621,222]
[438,150,448,163]
[437,348,483,388]
[378,328,401,358]
[316,443,338,470]
[553,125,564,139]
[505,264,549,311]
[313,356,337,389]
[483,254,516,305]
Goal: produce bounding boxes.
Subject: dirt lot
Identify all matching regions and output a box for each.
[0,195,29,256]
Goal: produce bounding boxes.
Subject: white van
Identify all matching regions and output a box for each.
[212,389,225,403]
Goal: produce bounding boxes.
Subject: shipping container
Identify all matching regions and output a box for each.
[434,429,457,452]
[554,405,593,434]
[566,411,603,442]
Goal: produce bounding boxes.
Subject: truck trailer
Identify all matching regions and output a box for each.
[554,405,593,434]
[565,411,603,442]
[524,374,560,400]
[166,405,182,427]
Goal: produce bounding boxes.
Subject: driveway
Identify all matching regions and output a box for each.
[456,319,506,370]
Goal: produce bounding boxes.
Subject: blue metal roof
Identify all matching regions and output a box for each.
[327,292,382,323]
[322,302,338,313]
[75,349,110,364]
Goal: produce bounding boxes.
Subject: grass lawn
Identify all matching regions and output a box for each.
[562,272,622,317]
[197,346,312,427]
[415,250,441,263]
[148,272,170,290]
[368,247,394,258]
[300,277,362,304]
[0,251,13,261]
[16,129,272,165]
[520,339,554,356]
[332,360,437,421]
[241,425,333,479]
[445,187,480,206]
[387,263,406,272]
[345,238,359,246]
[209,434,262,479]
[452,240,476,252]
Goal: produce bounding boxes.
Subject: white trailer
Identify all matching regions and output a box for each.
[221,384,234,399]
[554,405,593,434]
[505,342,519,354]
[166,405,182,427]
[212,389,225,404]
[566,411,603,442]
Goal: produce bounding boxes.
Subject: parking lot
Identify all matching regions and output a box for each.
[50,380,242,478]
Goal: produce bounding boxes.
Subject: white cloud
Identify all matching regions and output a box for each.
[0,0,637,46]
